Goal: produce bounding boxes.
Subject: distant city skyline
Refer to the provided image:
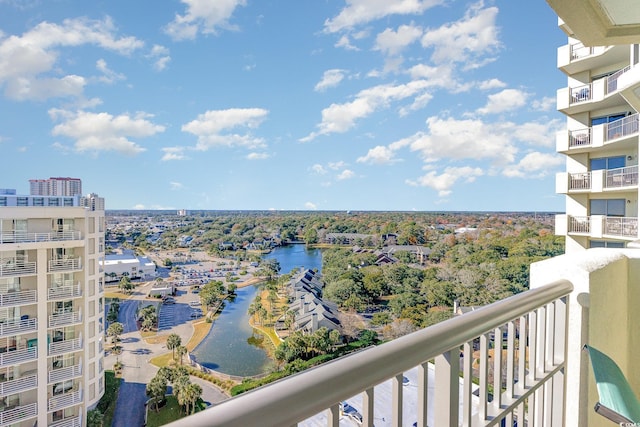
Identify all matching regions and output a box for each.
[0,1,567,211]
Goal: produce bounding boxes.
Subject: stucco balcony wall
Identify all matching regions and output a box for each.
[531,248,640,427]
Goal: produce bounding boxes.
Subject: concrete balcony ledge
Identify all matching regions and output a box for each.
[167,281,572,427]
[531,249,640,427]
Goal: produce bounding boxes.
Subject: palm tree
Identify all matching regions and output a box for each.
[87,409,104,427]
[166,333,181,360]
[184,383,203,415]
[176,345,187,365]
[172,375,190,414]
[145,376,167,412]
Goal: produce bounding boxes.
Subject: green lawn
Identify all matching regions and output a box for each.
[146,396,183,427]
[146,395,206,427]
[97,371,121,427]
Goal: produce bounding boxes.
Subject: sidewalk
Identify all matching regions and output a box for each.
[107,281,228,426]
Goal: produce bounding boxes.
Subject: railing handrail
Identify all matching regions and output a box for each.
[167,280,573,427]
[0,230,81,244]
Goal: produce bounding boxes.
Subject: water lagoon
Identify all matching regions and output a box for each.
[191,245,323,376]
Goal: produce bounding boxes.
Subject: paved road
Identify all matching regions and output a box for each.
[107,282,228,427]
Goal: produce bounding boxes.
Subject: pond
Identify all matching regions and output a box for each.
[190,245,323,376]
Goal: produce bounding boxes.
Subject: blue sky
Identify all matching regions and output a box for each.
[0,0,568,211]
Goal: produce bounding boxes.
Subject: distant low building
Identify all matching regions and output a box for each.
[376,245,432,264]
[324,232,377,245]
[149,280,175,298]
[277,269,341,335]
[102,252,156,282]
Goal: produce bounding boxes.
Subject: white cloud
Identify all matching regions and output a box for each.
[357,145,400,164]
[96,59,125,84]
[374,24,422,56]
[477,88,529,115]
[515,119,563,147]
[478,78,507,90]
[324,0,444,33]
[182,108,268,150]
[301,80,429,141]
[315,69,346,92]
[0,17,143,100]
[421,3,500,66]
[502,152,564,178]
[335,35,359,51]
[246,152,270,160]
[337,169,355,180]
[133,204,146,210]
[170,181,183,190]
[50,109,165,156]
[165,0,247,40]
[407,116,518,165]
[531,96,556,112]
[148,45,171,71]
[161,146,187,161]
[406,166,483,196]
[328,161,347,170]
[305,202,317,210]
[310,164,327,174]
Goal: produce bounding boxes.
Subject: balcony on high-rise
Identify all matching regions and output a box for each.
[557,42,627,75]
[556,113,639,154]
[557,67,632,114]
[163,249,640,427]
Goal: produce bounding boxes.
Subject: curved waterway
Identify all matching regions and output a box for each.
[191,245,323,376]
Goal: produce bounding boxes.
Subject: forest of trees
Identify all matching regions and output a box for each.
[111,210,563,332]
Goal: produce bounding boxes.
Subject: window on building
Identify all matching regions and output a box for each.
[590,240,625,248]
[63,198,74,206]
[16,197,28,206]
[590,198,626,216]
[591,113,627,126]
[33,198,44,206]
[590,155,625,171]
[0,198,6,206]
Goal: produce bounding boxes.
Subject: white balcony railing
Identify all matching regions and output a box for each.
[0,373,37,397]
[0,260,36,278]
[0,318,37,337]
[569,83,592,104]
[0,230,82,244]
[0,402,37,427]
[48,389,83,412]
[569,216,591,234]
[48,311,82,328]
[167,281,572,427]
[605,165,639,188]
[50,415,82,427]
[48,337,83,356]
[568,172,591,190]
[48,258,81,273]
[605,113,639,141]
[604,216,638,238]
[0,346,37,367]
[48,362,82,384]
[0,290,37,307]
[48,284,82,301]
[568,128,591,148]
[569,42,593,60]
[606,65,631,94]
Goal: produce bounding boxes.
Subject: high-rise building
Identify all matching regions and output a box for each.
[29,178,83,198]
[552,7,640,252]
[0,185,105,426]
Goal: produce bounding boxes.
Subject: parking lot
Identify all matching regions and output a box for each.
[157,287,204,331]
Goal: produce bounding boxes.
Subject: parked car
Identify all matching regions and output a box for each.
[340,401,362,425]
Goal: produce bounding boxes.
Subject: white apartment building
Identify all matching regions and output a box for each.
[29,178,82,198]
[553,16,640,252]
[0,188,105,427]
